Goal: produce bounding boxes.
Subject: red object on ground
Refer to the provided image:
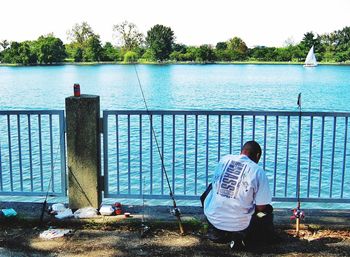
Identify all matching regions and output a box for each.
[73,83,80,97]
[114,202,122,215]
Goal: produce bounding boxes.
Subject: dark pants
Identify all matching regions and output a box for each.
[206,205,275,247]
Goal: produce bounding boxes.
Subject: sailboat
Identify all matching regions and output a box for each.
[303,45,317,67]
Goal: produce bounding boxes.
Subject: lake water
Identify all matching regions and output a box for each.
[1,64,350,208]
[1,64,350,112]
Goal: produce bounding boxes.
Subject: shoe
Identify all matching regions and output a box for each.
[229,240,245,250]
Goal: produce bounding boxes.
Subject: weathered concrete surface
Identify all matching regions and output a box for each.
[1,202,350,257]
[1,202,349,230]
[65,95,101,209]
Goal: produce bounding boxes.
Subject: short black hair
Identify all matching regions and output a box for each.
[241,140,262,159]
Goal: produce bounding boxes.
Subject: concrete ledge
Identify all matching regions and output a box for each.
[1,202,349,230]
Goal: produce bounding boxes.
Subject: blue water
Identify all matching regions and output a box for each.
[1,64,350,112]
[1,64,350,209]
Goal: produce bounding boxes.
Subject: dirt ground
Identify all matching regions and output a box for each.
[1,224,350,257]
[1,203,350,256]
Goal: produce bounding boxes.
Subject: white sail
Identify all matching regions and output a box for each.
[304,46,317,67]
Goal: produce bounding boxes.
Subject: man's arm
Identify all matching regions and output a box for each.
[255,168,272,212]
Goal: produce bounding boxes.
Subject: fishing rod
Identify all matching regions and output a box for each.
[40,174,52,225]
[291,93,305,236]
[133,65,185,235]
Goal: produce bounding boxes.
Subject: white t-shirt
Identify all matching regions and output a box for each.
[204,154,272,232]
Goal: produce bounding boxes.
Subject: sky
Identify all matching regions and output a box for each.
[1,0,350,47]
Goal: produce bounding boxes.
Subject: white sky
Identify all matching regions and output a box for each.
[1,0,350,47]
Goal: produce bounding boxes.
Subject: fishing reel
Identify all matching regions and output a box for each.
[170,207,181,217]
[140,224,151,238]
[290,208,305,220]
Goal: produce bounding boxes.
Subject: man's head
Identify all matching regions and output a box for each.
[241,140,262,163]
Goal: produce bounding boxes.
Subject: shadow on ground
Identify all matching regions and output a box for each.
[1,224,350,257]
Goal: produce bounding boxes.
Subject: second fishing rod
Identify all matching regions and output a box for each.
[133,64,185,235]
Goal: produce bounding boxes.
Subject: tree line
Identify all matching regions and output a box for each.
[0,21,349,65]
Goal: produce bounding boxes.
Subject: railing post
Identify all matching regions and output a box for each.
[65,94,101,209]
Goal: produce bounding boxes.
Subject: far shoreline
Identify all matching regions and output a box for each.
[1,61,350,67]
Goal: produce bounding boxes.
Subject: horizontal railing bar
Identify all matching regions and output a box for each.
[0,191,65,196]
[272,197,350,203]
[104,194,350,203]
[0,110,64,115]
[103,110,350,117]
[104,193,199,200]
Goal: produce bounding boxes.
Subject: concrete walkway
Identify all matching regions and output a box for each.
[1,202,349,229]
[1,202,350,257]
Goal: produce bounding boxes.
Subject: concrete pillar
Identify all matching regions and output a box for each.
[65,95,101,209]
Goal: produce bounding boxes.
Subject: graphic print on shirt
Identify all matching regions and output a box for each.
[217,160,247,199]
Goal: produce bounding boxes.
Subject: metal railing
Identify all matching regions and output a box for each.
[103,110,350,203]
[0,110,66,196]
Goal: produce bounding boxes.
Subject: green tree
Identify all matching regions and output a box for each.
[197,44,216,62]
[226,37,248,60]
[227,37,247,53]
[67,22,94,45]
[319,33,336,62]
[35,35,66,64]
[172,43,187,53]
[183,46,199,61]
[334,51,350,62]
[249,46,266,61]
[214,49,231,61]
[141,49,154,61]
[65,43,81,61]
[74,46,83,62]
[333,27,350,62]
[123,51,138,63]
[249,46,278,61]
[336,27,350,50]
[145,24,175,61]
[169,51,181,61]
[290,45,304,62]
[214,42,229,61]
[1,41,37,64]
[274,47,292,61]
[299,31,322,59]
[216,42,227,50]
[170,43,187,61]
[83,34,103,61]
[19,41,37,64]
[0,40,6,61]
[1,41,20,63]
[0,39,9,51]
[66,22,103,62]
[101,42,120,61]
[113,21,143,52]
[301,32,317,49]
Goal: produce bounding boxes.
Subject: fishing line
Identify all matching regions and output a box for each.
[133,65,184,235]
[40,122,65,225]
[140,177,150,237]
